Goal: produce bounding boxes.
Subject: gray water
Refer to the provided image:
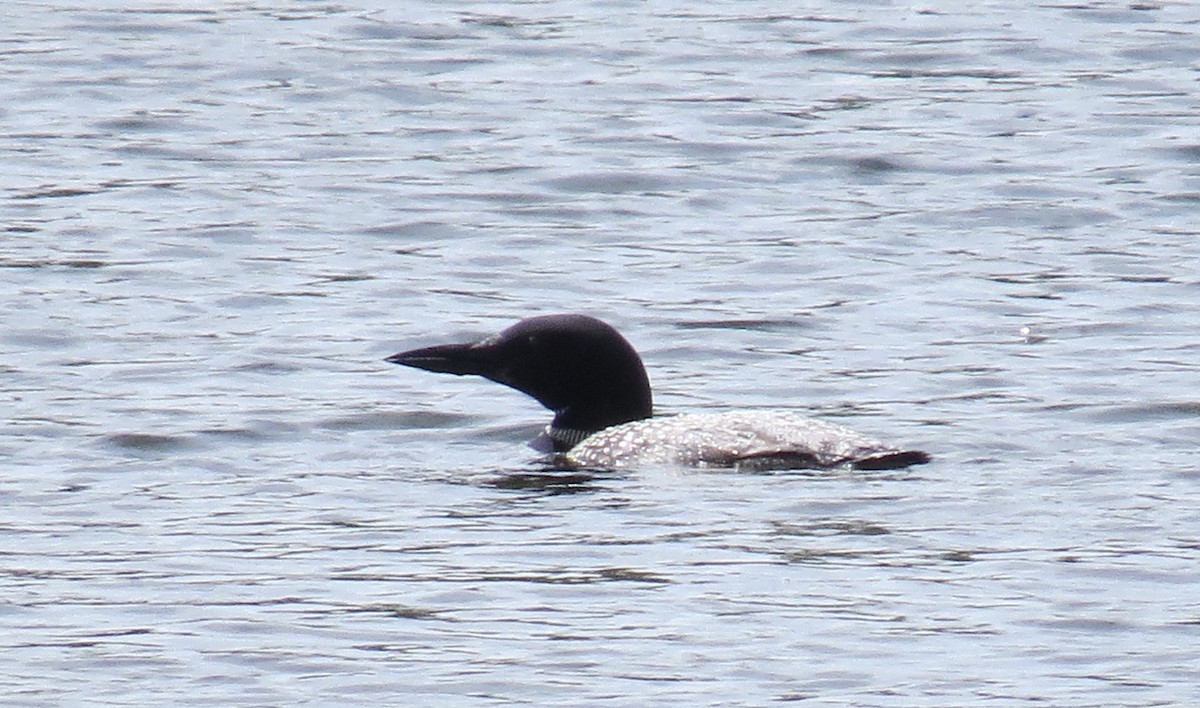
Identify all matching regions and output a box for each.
[4,1,1200,705]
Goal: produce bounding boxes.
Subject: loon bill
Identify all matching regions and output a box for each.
[386,314,930,471]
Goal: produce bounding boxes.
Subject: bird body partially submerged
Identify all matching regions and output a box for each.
[387,314,929,471]
[561,411,928,471]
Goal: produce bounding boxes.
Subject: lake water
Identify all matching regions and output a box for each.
[3,1,1200,705]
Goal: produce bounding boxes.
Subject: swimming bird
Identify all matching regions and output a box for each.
[386,314,929,471]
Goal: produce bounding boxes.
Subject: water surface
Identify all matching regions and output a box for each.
[3,1,1200,705]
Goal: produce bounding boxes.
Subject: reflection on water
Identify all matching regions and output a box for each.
[485,470,610,495]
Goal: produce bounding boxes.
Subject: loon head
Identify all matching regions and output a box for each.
[387,314,653,443]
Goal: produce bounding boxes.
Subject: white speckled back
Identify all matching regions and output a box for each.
[563,411,912,470]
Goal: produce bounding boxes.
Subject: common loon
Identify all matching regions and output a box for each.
[386,314,930,471]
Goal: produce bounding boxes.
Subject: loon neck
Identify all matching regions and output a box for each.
[550,402,649,444]
[535,425,595,453]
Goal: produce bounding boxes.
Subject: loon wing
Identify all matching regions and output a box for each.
[565,411,928,471]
